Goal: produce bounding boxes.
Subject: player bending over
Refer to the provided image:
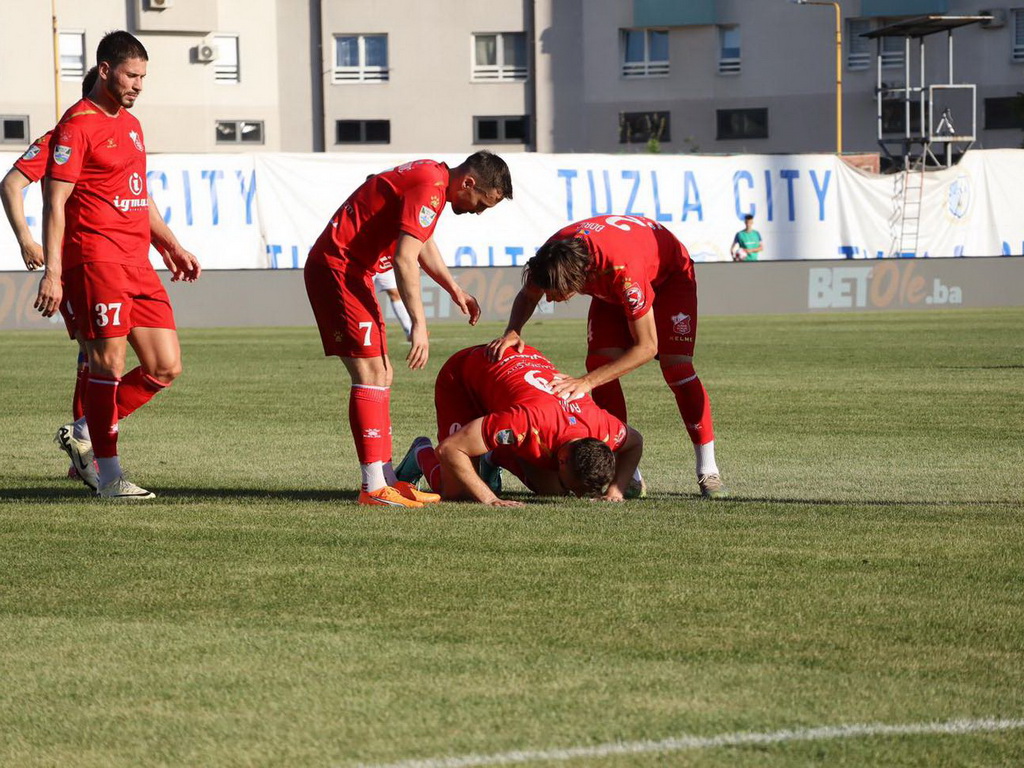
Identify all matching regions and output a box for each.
[305,152,512,508]
[395,344,643,506]
[488,214,728,499]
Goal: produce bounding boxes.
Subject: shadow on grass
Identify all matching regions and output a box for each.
[0,487,361,504]
[2,488,1016,508]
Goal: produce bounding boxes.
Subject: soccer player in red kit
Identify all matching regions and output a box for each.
[2,68,100,481]
[488,214,728,499]
[34,31,201,499]
[305,152,512,508]
[394,344,644,506]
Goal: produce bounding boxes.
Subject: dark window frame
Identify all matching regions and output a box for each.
[473,115,529,144]
[1,115,29,143]
[716,108,768,140]
[984,96,1024,130]
[618,111,671,144]
[335,119,391,145]
[215,120,265,145]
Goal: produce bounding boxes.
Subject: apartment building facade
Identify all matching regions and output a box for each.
[1,0,1022,156]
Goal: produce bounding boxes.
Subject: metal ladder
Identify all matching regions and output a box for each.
[889,158,925,257]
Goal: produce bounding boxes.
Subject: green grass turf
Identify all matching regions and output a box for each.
[1,308,1022,766]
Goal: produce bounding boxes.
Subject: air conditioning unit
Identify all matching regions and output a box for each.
[979,9,1006,28]
[196,39,218,63]
[147,0,173,9]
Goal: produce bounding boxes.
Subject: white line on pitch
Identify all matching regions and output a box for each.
[354,717,1024,768]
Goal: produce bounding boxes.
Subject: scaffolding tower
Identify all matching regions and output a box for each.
[863,15,989,256]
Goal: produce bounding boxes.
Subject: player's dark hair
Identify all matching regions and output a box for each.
[568,438,616,496]
[463,151,513,200]
[96,31,148,68]
[744,214,754,222]
[524,238,590,296]
[82,67,99,97]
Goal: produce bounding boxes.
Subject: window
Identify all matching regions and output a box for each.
[472,33,527,81]
[336,120,390,144]
[847,19,872,70]
[880,30,904,69]
[473,115,529,144]
[333,35,388,83]
[718,26,741,75]
[1014,10,1024,62]
[59,31,86,79]
[1,116,29,144]
[213,35,239,83]
[984,96,1024,130]
[215,120,264,144]
[619,111,671,144]
[622,29,669,77]
[716,108,768,140]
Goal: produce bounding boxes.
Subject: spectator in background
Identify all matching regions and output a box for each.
[731,214,763,261]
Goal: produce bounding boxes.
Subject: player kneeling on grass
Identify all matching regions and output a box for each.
[395,345,643,506]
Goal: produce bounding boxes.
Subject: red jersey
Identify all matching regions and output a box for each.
[546,215,694,321]
[13,131,52,183]
[310,160,449,274]
[464,345,628,470]
[46,99,150,270]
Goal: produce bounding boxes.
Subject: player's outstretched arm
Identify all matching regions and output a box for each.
[1,168,43,270]
[148,200,201,282]
[35,178,73,317]
[603,427,644,501]
[394,232,429,370]
[437,420,525,507]
[418,237,480,325]
[486,284,543,361]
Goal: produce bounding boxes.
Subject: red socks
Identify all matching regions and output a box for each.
[349,385,390,463]
[586,354,628,422]
[85,374,120,458]
[417,446,443,493]
[662,362,715,445]
[73,364,89,421]
[117,367,169,420]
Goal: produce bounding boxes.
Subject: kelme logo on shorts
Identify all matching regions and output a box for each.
[54,145,72,165]
[418,205,436,228]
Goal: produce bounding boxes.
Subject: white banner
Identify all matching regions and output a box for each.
[3,148,1023,271]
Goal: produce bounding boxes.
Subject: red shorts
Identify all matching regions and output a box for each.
[305,250,387,358]
[587,269,698,357]
[61,262,176,340]
[433,347,485,443]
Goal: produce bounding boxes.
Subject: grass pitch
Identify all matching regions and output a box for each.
[1,308,1022,766]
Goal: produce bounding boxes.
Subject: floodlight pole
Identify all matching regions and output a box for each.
[792,0,843,155]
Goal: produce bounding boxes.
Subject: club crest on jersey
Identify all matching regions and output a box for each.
[418,205,436,228]
[128,130,144,151]
[624,284,646,312]
[128,172,144,196]
[53,145,72,165]
[671,312,691,336]
[495,429,515,445]
[21,145,41,162]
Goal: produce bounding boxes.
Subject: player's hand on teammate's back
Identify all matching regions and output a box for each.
[21,240,44,270]
[407,325,429,370]
[550,372,593,401]
[485,330,525,362]
[34,272,62,317]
